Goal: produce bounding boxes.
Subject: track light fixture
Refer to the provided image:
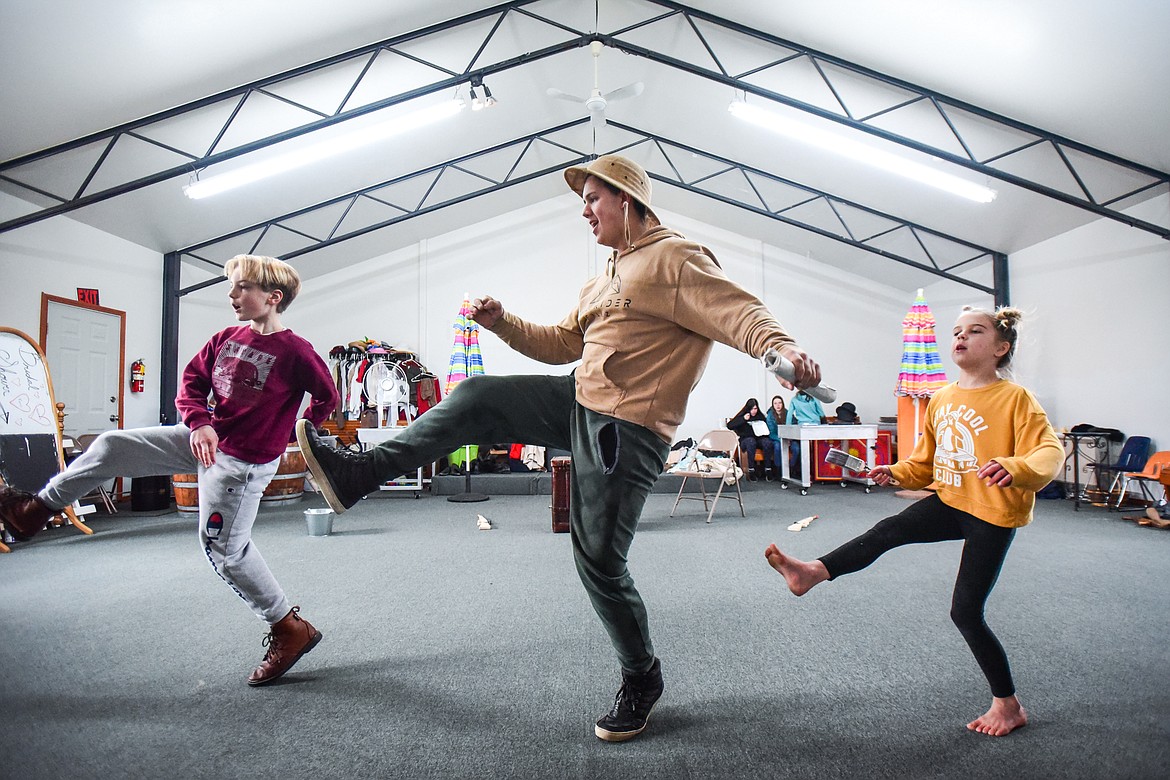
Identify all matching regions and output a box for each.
[469,76,497,111]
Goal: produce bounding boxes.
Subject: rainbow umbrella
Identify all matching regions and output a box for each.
[895,289,947,454]
[895,289,948,397]
[444,294,489,502]
[445,294,484,396]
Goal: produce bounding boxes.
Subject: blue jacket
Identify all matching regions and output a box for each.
[765,409,784,442]
[787,393,826,425]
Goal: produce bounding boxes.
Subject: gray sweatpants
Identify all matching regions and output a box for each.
[42,425,291,623]
[366,373,669,674]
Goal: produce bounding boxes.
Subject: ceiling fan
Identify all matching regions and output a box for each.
[546,40,643,129]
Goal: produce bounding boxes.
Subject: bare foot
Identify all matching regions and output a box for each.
[967,695,1028,736]
[763,544,829,596]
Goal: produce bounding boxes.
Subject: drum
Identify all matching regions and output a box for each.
[261,443,306,503]
[551,456,571,533]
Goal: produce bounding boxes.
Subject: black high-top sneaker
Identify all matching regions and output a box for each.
[296,420,380,514]
[594,657,664,742]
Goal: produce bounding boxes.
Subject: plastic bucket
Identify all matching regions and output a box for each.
[305,508,334,537]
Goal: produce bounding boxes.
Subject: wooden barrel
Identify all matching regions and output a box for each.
[172,444,306,511]
[551,456,571,533]
[172,472,199,513]
[261,443,306,503]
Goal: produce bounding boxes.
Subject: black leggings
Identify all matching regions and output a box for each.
[819,493,1018,697]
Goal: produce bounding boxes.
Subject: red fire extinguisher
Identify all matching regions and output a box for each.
[130,359,146,393]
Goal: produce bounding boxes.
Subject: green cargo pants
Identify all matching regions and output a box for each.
[367,373,668,673]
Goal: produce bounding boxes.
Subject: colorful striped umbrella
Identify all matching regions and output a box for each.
[444,295,489,503]
[445,294,485,396]
[895,289,947,398]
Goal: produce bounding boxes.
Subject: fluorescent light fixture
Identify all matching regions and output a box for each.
[185,98,465,199]
[728,99,997,203]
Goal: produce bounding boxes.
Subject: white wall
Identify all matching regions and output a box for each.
[9,190,1167,451]
[0,192,164,430]
[250,193,914,443]
[1008,198,1170,447]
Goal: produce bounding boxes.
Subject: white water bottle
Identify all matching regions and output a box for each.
[760,348,837,404]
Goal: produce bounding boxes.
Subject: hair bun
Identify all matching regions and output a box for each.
[995,306,1024,330]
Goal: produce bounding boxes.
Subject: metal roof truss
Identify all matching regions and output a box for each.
[2,0,1166,241]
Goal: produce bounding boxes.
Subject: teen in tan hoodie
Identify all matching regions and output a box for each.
[298,155,822,742]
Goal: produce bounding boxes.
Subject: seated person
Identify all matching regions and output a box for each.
[786,390,827,475]
[765,395,789,477]
[727,398,774,481]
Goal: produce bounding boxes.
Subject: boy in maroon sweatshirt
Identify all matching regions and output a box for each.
[0,254,338,686]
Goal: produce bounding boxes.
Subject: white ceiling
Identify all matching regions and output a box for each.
[2,0,1167,293]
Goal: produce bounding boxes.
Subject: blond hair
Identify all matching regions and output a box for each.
[961,304,1024,375]
[224,255,300,312]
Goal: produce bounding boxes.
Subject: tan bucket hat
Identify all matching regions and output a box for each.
[564,154,660,225]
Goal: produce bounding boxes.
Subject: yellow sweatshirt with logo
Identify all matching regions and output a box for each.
[890,380,1064,528]
[487,226,798,443]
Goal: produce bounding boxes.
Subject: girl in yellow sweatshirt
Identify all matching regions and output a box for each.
[765,306,1063,737]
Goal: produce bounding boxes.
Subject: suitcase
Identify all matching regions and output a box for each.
[551,456,571,533]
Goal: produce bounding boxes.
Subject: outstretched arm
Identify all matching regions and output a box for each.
[476,294,585,365]
[774,344,821,391]
[671,255,821,390]
[471,296,504,328]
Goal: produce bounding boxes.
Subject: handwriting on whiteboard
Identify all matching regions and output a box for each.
[0,333,55,433]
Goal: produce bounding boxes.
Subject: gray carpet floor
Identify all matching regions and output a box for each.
[2,482,1168,780]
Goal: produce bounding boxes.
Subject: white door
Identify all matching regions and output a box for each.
[43,297,125,437]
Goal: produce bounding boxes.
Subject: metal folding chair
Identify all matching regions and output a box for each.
[669,429,745,523]
[1115,451,1170,509]
[1087,435,1150,507]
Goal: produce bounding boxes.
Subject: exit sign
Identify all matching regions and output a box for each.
[77,288,100,305]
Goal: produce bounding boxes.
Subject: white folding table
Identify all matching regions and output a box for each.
[775,423,878,495]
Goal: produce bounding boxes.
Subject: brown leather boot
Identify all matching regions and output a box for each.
[247,606,323,686]
[0,486,55,541]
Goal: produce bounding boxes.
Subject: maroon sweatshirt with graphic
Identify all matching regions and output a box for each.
[176,326,338,464]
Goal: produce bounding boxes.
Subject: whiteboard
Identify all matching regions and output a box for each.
[0,328,57,435]
[0,328,66,493]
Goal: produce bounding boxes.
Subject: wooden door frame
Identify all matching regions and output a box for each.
[39,293,128,433]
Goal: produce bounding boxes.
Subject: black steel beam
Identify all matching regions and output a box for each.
[993,253,1010,307]
[0,40,585,233]
[636,1,1169,237]
[172,121,999,298]
[1,0,1165,240]
[160,252,182,425]
[599,22,1169,238]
